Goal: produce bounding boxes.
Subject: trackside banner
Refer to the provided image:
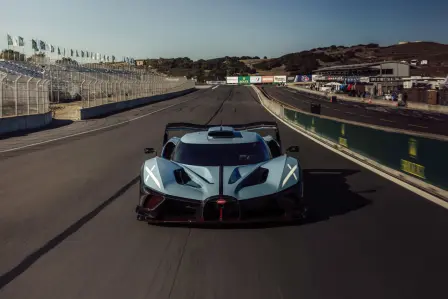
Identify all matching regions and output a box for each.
[262,76,274,83]
[294,75,312,83]
[226,77,238,84]
[250,76,262,84]
[274,75,287,83]
[238,76,250,84]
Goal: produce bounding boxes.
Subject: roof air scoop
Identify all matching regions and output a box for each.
[207,126,237,138]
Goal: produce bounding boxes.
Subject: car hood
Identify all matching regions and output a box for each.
[142,155,301,201]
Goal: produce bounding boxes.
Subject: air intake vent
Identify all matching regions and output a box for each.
[207,126,241,138]
[208,131,235,138]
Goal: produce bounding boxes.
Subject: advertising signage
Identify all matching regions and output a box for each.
[294,75,312,82]
[238,76,250,84]
[262,76,274,83]
[273,75,287,83]
[369,77,403,82]
[226,77,238,84]
[250,76,262,84]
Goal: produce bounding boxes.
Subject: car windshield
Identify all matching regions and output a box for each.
[172,141,271,166]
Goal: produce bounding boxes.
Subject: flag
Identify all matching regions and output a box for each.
[70,49,73,56]
[18,36,24,47]
[112,55,115,62]
[58,47,61,55]
[103,54,106,61]
[86,51,89,58]
[31,39,38,51]
[81,50,84,57]
[39,40,46,50]
[7,34,13,46]
[64,48,66,56]
[45,42,50,51]
[76,50,79,57]
[96,53,100,60]
[107,55,110,62]
[12,37,19,47]
[51,45,55,53]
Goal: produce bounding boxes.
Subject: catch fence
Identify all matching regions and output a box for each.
[0,58,194,116]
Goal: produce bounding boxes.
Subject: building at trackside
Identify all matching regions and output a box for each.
[311,61,411,95]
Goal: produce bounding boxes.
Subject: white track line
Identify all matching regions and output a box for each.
[255,93,448,210]
[212,85,219,90]
[408,124,428,129]
[0,99,193,153]
[380,118,395,123]
[345,111,355,115]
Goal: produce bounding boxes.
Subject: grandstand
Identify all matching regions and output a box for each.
[0,56,192,118]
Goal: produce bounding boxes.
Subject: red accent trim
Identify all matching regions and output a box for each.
[217,199,226,205]
[219,207,223,221]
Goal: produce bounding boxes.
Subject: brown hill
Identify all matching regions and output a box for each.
[140,42,448,80]
[249,42,448,76]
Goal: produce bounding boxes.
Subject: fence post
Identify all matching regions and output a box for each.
[36,79,42,114]
[87,81,92,108]
[14,76,21,116]
[81,79,85,108]
[93,80,98,106]
[120,80,124,102]
[27,77,32,115]
[44,79,50,113]
[0,76,4,118]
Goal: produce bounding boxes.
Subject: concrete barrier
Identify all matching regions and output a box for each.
[0,111,53,135]
[79,88,196,120]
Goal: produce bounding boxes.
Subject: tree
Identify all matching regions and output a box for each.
[263,56,267,59]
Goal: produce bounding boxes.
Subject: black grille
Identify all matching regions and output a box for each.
[203,197,240,221]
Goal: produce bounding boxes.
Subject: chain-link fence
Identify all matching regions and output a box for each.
[0,58,194,116]
[0,74,50,117]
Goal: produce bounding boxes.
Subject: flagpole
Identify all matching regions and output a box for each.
[6,34,10,60]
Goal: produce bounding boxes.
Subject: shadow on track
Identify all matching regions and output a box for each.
[153,169,372,230]
[303,169,373,222]
[0,176,139,290]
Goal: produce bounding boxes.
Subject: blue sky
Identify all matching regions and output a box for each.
[0,0,447,60]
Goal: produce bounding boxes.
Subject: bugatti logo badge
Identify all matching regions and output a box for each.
[302,76,310,82]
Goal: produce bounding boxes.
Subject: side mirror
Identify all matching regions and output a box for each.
[286,145,299,153]
[144,148,157,155]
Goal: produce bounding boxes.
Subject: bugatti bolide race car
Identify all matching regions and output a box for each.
[136,122,307,224]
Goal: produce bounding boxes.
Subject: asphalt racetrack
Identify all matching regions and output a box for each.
[0,85,447,299]
[264,85,448,136]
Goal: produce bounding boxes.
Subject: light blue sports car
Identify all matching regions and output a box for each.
[136,122,306,224]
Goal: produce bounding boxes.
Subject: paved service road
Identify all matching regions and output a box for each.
[0,85,447,299]
[263,85,448,136]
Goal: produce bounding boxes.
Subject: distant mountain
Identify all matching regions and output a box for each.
[141,42,448,80]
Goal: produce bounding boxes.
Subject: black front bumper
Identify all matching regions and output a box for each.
[136,184,306,224]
